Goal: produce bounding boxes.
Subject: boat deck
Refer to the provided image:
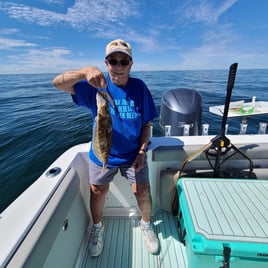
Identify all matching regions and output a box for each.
[81,210,187,268]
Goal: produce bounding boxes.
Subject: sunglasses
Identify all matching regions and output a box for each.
[108,59,131,66]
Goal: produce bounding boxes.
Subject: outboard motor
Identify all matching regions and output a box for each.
[160,88,202,136]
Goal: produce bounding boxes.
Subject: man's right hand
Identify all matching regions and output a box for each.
[84,67,107,89]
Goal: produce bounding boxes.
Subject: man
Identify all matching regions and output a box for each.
[52,39,159,256]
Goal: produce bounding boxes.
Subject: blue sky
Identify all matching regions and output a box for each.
[0,0,267,74]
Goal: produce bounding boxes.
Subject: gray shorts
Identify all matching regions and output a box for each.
[88,158,149,185]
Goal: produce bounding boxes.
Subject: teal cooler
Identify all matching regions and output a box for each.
[177,178,268,268]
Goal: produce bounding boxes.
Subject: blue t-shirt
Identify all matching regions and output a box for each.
[72,75,158,167]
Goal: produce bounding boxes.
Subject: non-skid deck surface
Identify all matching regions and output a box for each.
[83,210,187,268]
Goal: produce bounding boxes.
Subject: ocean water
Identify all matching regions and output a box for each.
[1,69,268,212]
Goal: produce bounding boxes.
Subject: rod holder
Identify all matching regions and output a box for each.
[183,124,190,136]
[202,124,209,136]
[239,123,248,135]
[258,122,267,134]
[164,125,171,136]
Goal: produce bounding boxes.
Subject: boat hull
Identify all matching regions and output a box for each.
[1,134,268,267]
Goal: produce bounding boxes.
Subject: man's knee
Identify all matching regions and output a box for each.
[90,184,109,196]
[133,183,151,197]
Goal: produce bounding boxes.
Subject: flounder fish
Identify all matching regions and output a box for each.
[92,90,114,172]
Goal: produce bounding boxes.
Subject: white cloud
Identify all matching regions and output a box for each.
[0,0,138,30]
[0,37,36,49]
[50,48,72,56]
[0,0,267,72]
[177,0,238,24]
[0,2,64,26]
[216,0,238,19]
[0,46,105,74]
[178,23,241,69]
[0,28,19,35]
[0,0,238,56]
[171,0,242,69]
[44,0,64,5]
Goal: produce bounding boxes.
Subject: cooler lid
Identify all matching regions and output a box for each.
[181,178,268,243]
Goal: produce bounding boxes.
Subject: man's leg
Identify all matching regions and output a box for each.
[133,183,159,254]
[132,183,152,222]
[90,184,109,224]
[88,183,109,257]
[88,159,117,224]
[88,159,118,257]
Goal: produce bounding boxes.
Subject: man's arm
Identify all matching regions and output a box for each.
[132,122,152,172]
[52,67,107,94]
[139,122,151,154]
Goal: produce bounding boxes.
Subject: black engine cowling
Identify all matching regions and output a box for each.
[160,88,202,136]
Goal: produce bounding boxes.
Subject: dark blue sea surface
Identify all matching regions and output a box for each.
[1,69,268,212]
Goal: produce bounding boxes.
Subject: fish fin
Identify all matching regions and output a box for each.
[105,92,115,108]
[101,163,106,173]
[98,89,115,108]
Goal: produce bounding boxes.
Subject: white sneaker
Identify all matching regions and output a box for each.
[88,221,105,257]
[140,222,159,254]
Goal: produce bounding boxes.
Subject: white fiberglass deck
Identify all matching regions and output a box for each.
[82,211,187,268]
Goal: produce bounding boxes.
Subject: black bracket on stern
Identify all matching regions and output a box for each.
[177,63,254,178]
[203,63,253,177]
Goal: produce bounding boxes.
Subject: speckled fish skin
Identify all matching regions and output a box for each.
[92,90,113,172]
